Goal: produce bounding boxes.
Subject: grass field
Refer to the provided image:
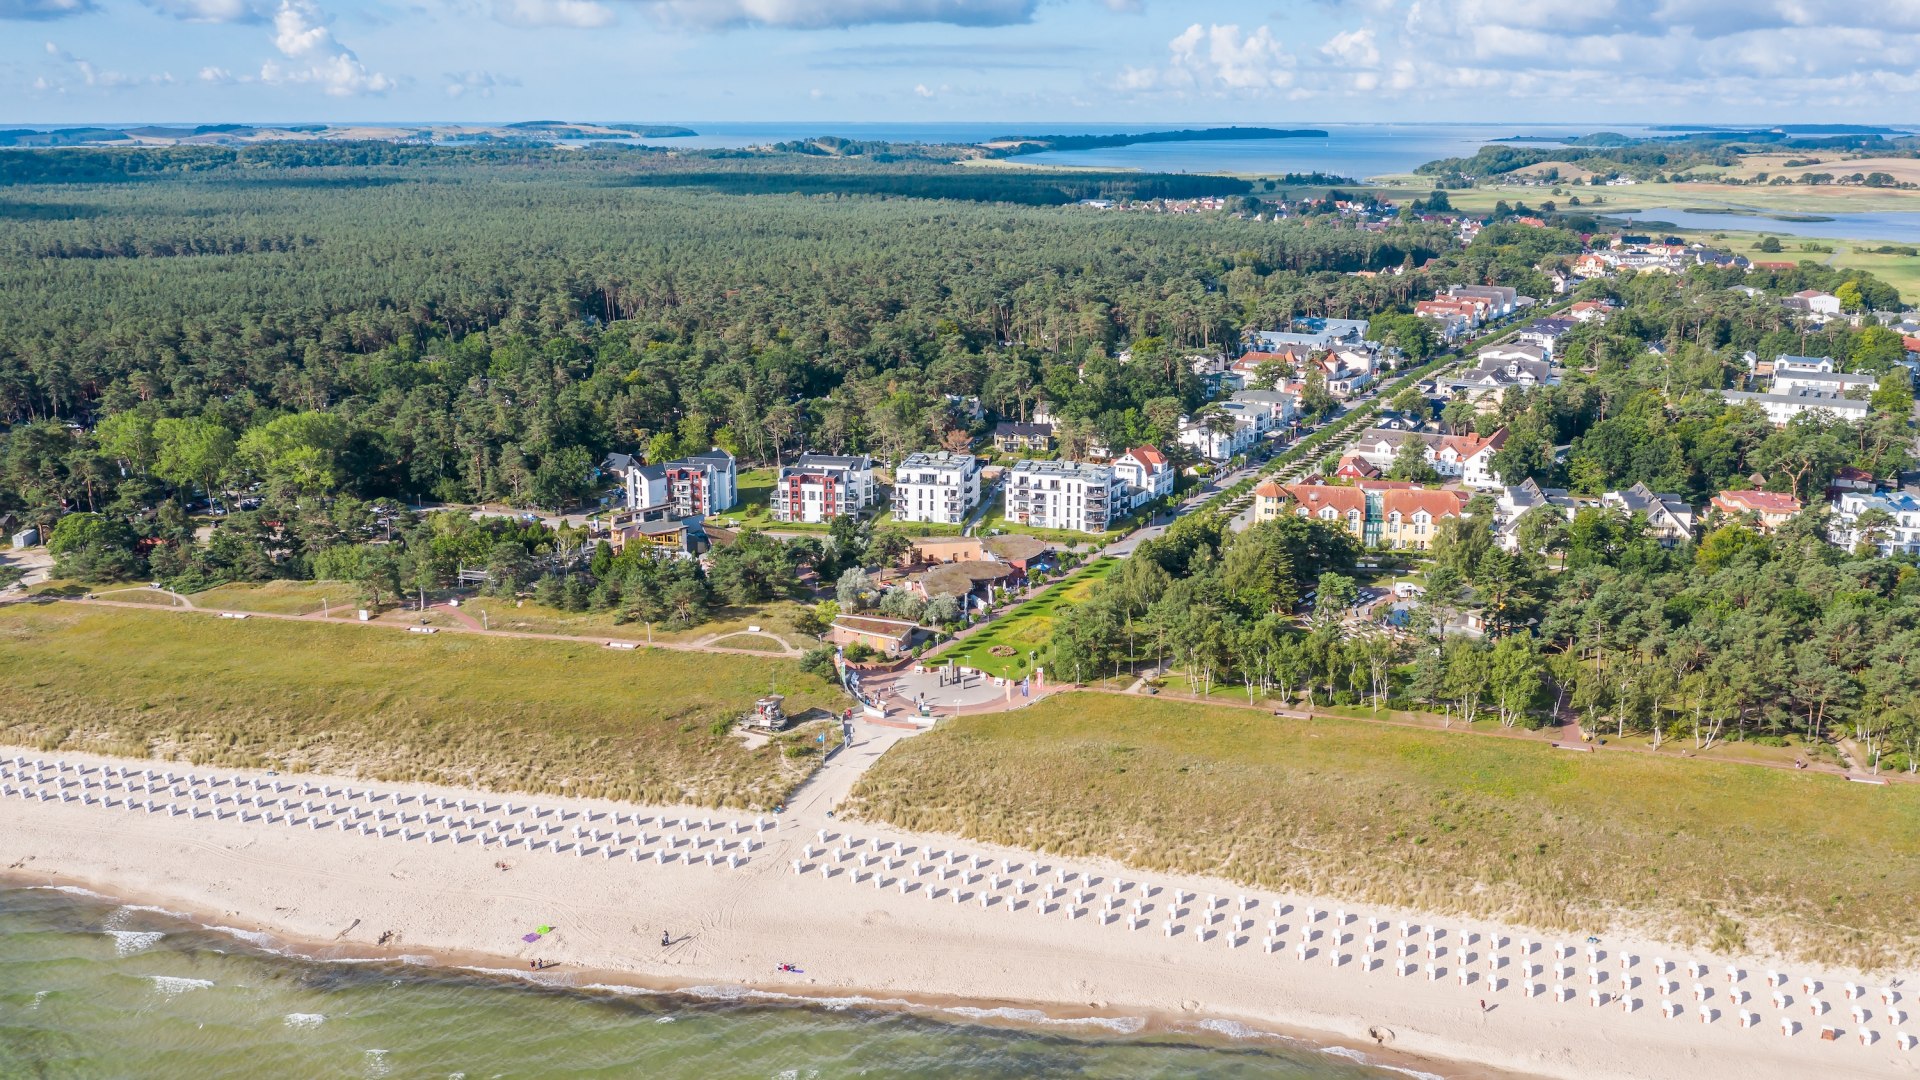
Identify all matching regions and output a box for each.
[0,604,840,808]
[937,557,1117,679]
[844,692,1920,968]
[191,580,348,616]
[454,595,817,649]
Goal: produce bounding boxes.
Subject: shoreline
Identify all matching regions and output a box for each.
[6,744,1916,1080]
[0,876,1475,1080]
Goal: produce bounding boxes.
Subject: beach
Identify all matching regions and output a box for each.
[4,740,1915,1080]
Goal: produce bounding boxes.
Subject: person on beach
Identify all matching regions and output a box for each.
[661,931,670,947]
[1478,999,1486,1013]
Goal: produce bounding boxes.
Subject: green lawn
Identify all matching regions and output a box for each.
[0,604,840,808]
[937,557,1118,678]
[845,692,1920,969]
[975,490,1130,548]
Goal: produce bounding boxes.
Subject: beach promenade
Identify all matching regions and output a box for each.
[5,734,1917,1080]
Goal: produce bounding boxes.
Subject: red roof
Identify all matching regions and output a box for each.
[1712,490,1802,515]
[1276,482,1365,519]
[1333,456,1380,479]
[1437,427,1507,459]
[1123,445,1168,469]
[1382,488,1470,520]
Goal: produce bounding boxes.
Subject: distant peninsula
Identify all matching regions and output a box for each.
[0,122,698,149]
[983,127,1327,156]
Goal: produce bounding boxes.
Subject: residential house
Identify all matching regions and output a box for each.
[1515,317,1577,359]
[1568,299,1616,323]
[1231,349,1308,385]
[1178,401,1266,461]
[1601,482,1696,545]
[1571,253,1611,278]
[1709,489,1803,533]
[1771,369,1880,398]
[993,421,1054,454]
[610,514,709,559]
[1350,427,1509,489]
[891,451,982,525]
[1447,346,1557,400]
[1111,445,1174,511]
[1229,389,1301,427]
[1414,297,1484,338]
[1493,478,1582,551]
[1828,490,1920,556]
[771,453,875,523]
[1773,354,1835,375]
[1721,389,1871,426]
[1248,317,1370,353]
[915,559,1025,610]
[1783,290,1843,318]
[1005,459,1120,534]
[1446,284,1521,319]
[601,452,667,510]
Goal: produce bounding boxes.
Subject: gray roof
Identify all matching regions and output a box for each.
[1010,459,1113,482]
[785,453,872,474]
[1723,389,1870,412]
[994,421,1053,438]
[899,451,979,470]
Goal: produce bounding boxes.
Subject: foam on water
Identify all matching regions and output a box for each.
[284,1012,326,1029]
[108,930,166,956]
[362,1049,391,1078]
[147,975,215,998]
[1321,1045,1446,1080]
[206,924,275,948]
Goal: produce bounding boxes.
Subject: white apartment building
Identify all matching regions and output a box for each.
[1006,459,1120,534]
[1178,401,1267,461]
[772,453,875,523]
[891,451,982,525]
[1772,370,1881,397]
[1722,389,1871,426]
[1829,490,1920,556]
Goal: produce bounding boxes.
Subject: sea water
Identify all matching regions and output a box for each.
[0,885,1428,1079]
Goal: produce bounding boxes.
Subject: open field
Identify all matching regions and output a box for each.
[845,692,1920,968]
[1375,173,1920,217]
[453,595,818,649]
[0,604,840,806]
[937,557,1116,679]
[191,580,349,615]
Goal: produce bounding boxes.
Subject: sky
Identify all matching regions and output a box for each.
[5,0,1919,126]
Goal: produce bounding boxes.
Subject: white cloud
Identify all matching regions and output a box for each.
[1319,28,1377,68]
[493,0,614,27]
[257,0,396,96]
[1120,23,1292,95]
[41,40,177,88]
[445,69,519,96]
[627,0,1037,30]
[1,0,96,20]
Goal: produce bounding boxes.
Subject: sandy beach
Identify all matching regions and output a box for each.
[5,738,1916,1080]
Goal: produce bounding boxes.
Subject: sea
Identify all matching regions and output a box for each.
[0,884,1434,1079]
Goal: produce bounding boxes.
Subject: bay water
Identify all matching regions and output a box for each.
[0,884,1428,1079]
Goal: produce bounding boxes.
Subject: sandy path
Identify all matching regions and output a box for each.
[4,743,1916,1080]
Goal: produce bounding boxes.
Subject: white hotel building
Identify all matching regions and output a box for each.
[891,451,982,525]
[1006,459,1120,534]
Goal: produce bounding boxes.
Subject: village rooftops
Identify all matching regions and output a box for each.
[898,450,978,470]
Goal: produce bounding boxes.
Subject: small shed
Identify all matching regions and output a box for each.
[828,615,923,656]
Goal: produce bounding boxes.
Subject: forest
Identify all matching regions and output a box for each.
[0,148,1468,525]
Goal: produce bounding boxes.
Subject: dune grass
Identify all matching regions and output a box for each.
[0,604,839,808]
[844,692,1920,969]
[938,557,1117,678]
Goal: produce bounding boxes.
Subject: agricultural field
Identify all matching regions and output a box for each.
[845,692,1920,969]
[937,557,1117,679]
[0,604,840,807]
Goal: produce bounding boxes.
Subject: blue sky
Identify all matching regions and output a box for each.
[5,0,1917,125]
